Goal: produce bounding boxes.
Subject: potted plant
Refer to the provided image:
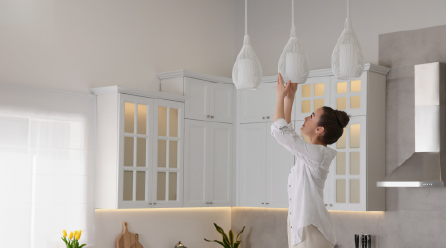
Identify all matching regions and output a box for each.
[204,223,245,248]
[61,230,87,248]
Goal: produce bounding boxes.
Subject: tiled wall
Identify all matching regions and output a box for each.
[231,24,446,248]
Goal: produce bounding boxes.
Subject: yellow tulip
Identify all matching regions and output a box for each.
[69,232,73,240]
[74,231,78,238]
[78,230,82,239]
[63,230,67,238]
[75,232,81,240]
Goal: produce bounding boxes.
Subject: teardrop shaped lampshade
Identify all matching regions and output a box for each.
[331,19,364,80]
[278,27,309,84]
[232,35,263,90]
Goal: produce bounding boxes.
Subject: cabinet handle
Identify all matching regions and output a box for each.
[265,203,269,204]
[266,116,270,119]
[211,116,214,119]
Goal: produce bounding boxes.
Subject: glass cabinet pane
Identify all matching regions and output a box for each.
[350,152,360,175]
[137,104,147,135]
[169,108,179,137]
[314,83,324,96]
[351,80,361,92]
[158,140,167,167]
[337,82,347,94]
[168,172,177,200]
[302,100,311,113]
[124,137,134,167]
[302,85,311,97]
[158,106,167,136]
[350,124,360,148]
[336,179,346,203]
[157,172,166,201]
[123,171,133,201]
[351,96,361,109]
[350,179,360,203]
[125,102,135,133]
[336,128,346,149]
[337,97,347,110]
[169,141,178,168]
[314,99,324,111]
[336,152,346,175]
[136,171,145,201]
[137,138,146,167]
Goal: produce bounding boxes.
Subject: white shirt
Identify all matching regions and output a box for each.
[271,118,337,246]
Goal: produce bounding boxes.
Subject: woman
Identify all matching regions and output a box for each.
[271,73,350,248]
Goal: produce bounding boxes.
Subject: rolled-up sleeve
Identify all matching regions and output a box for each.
[271,118,323,170]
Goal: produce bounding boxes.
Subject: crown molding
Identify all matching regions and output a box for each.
[90,86,186,102]
[157,70,233,84]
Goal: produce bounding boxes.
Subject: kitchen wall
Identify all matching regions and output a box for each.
[0,0,235,93]
[234,0,446,76]
[231,24,446,248]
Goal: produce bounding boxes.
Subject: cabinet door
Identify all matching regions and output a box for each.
[153,99,184,208]
[265,121,294,208]
[118,94,154,209]
[239,85,267,123]
[209,83,234,123]
[295,77,331,120]
[184,77,210,121]
[184,120,209,207]
[208,122,233,206]
[330,73,367,116]
[328,116,366,211]
[239,123,266,207]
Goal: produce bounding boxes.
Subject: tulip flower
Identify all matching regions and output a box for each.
[63,230,67,238]
[69,231,73,240]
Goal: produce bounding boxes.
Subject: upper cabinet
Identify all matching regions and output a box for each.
[158,71,234,123]
[92,86,185,209]
[295,77,331,120]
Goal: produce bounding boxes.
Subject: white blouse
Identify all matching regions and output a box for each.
[271,118,337,246]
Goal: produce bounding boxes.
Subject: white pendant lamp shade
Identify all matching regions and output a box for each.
[232,0,262,90]
[278,0,309,84]
[331,0,364,80]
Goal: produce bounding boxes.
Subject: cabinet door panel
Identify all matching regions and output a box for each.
[209,122,232,206]
[330,73,367,116]
[295,77,331,120]
[118,94,153,209]
[184,120,209,207]
[239,123,266,207]
[209,83,234,123]
[153,99,184,208]
[240,85,267,123]
[184,77,210,121]
[266,121,294,208]
[328,116,366,211]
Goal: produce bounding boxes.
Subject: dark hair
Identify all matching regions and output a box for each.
[317,106,350,145]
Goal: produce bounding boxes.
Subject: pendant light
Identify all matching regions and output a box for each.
[232,0,262,90]
[331,0,364,80]
[278,0,309,84]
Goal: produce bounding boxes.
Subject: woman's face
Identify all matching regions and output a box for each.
[300,107,325,138]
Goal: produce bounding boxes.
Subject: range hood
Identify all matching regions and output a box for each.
[377,62,446,187]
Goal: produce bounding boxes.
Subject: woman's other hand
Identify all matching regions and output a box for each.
[276,73,292,99]
[288,82,298,97]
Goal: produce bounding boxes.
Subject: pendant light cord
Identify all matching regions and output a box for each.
[245,0,248,35]
[347,0,350,20]
[292,0,295,28]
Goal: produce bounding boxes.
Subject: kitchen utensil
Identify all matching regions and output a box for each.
[117,222,140,248]
[364,234,368,248]
[367,234,371,248]
[132,234,143,248]
[354,234,359,248]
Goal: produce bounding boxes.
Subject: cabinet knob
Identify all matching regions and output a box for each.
[149,203,152,205]
[265,203,269,204]
[325,204,327,206]
[329,204,332,207]
[206,202,209,204]
[153,203,156,205]
[210,202,213,204]
[266,116,270,119]
[262,117,265,119]
[211,116,214,119]
[261,202,264,204]
[207,115,210,118]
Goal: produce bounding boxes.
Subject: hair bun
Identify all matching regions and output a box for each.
[334,110,350,128]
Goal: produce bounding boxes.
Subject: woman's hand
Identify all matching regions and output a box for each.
[276,73,292,99]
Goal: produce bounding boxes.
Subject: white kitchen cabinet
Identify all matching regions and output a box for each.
[239,122,293,208]
[295,77,331,120]
[239,83,296,123]
[159,72,234,123]
[92,86,185,209]
[184,120,232,207]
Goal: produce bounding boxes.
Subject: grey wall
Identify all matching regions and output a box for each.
[231,24,446,248]
[234,0,446,76]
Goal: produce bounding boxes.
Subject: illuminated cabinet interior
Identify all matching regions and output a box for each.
[293,64,389,211]
[91,86,185,209]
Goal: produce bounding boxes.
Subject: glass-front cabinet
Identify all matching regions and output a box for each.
[92,86,185,209]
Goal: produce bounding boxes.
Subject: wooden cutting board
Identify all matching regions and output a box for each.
[117,222,144,248]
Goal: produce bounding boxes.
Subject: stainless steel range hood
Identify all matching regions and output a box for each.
[377,62,446,187]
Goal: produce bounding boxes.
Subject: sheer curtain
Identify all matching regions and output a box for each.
[0,84,96,247]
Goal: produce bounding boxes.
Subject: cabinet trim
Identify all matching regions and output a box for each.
[90,86,187,102]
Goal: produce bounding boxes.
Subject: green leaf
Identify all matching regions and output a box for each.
[213,223,231,247]
[229,230,234,247]
[61,237,68,245]
[235,226,245,242]
[234,241,241,248]
[79,244,87,248]
[203,239,228,248]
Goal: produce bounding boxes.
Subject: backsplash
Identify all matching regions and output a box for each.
[230,24,446,248]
